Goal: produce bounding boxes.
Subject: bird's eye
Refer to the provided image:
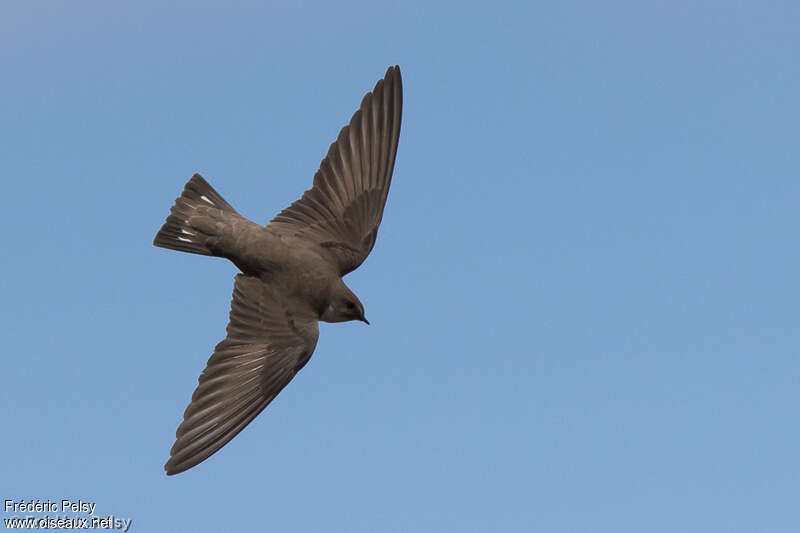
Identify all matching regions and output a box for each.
[346,301,355,309]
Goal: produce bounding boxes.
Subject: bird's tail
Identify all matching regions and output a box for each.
[153,174,241,256]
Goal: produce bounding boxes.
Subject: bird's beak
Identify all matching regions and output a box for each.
[360,315,370,325]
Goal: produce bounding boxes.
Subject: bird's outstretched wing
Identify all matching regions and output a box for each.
[268,65,403,275]
[165,275,319,475]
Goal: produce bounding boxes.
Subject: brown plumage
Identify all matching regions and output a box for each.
[153,66,402,475]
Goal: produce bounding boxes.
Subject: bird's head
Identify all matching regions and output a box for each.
[321,280,369,324]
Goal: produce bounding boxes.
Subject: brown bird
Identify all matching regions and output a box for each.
[153,66,402,475]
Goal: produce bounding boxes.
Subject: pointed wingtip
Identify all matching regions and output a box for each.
[164,456,182,476]
[387,65,401,82]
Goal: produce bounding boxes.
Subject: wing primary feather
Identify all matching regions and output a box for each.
[265,66,402,275]
[164,275,319,475]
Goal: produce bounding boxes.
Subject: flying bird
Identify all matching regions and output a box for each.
[153,66,402,475]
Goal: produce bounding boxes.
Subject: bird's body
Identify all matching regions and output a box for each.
[180,206,340,311]
[153,66,402,475]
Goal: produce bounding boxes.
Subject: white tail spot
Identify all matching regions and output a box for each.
[200,195,214,205]
[181,229,195,235]
[178,236,193,243]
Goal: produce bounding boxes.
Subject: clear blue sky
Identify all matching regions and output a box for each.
[2,1,798,531]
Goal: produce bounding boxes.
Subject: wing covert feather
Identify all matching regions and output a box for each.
[268,66,402,275]
[165,275,319,475]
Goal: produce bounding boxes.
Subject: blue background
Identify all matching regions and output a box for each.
[2,1,798,531]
